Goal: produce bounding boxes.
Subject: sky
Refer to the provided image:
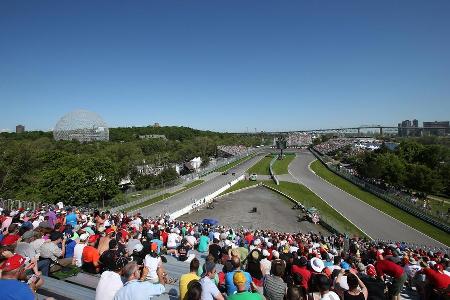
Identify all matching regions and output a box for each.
[0,1,449,133]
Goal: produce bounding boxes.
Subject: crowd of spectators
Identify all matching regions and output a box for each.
[218,146,251,157]
[286,134,312,147]
[0,204,449,300]
[314,139,356,155]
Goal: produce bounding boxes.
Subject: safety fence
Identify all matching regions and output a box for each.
[169,175,245,219]
[310,148,450,234]
[0,198,43,211]
[269,155,280,185]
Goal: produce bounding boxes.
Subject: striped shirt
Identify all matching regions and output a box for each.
[263,275,286,300]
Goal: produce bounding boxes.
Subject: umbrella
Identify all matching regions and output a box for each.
[201,218,219,226]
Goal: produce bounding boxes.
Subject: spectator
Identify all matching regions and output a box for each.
[95,256,128,300]
[40,231,72,273]
[113,261,165,300]
[228,271,263,300]
[264,259,287,300]
[0,254,42,300]
[186,280,202,300]
[82,234,101,273]
[200,261,224,300]
[72,232,89,267]
[179,258,200,300]
[359,264,387,300]
[375,255,407,300]
[338,271,368,300]
[226,256,253,296]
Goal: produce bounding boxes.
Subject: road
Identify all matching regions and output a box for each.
[134,154,264,218]
[288,150,446,248]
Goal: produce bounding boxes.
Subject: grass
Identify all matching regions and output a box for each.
[264,181,366,237]
[310,160,450,246]
[247,156,273,175]
[125,180,204,212]
[215,155,255,173]
[272,154,296,175]
[110,188,162,207]
[218,180,260,196]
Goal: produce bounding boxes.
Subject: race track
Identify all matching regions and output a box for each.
[288,150,446,248]
[134,154,264,218]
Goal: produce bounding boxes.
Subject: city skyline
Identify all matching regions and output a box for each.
[1,1,450,132]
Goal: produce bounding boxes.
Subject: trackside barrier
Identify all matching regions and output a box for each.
[309,148,450,234]
[0,199,42,211]
[170,175,245,219]
[111,150,258,213]
[261,184,342,236]
[269,155,279,185]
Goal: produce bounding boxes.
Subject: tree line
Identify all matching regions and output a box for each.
[344,140,450,196]
[0,126,267,206]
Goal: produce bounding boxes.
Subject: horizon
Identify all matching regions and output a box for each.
[1,1,450,132]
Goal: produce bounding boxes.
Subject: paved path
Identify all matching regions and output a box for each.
[288,150,446,248]
[134,154,265,218]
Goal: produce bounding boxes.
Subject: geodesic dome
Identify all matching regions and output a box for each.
[53,110,109,142]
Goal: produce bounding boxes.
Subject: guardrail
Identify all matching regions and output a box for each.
[310,148,450,234]
[269,155,280,185]
[169,175,245,219]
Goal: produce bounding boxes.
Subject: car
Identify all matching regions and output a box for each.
[222,171,229,175]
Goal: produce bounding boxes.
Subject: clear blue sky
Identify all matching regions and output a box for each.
[1,1,449,132]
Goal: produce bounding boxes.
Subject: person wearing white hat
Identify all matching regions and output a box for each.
[73,232,89,267]
[260,249,271,276]
[310,257,325,273]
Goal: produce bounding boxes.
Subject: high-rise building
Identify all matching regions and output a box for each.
[16,124,25,133]
[423,121,450,136]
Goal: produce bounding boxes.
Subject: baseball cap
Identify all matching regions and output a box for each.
[0,254,26,271]
[366,264,376,277]
[233,271,246,285]
[88,234,99,243]
[21,230,35,240]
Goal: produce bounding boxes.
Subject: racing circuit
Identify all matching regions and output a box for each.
[136,149,447,249]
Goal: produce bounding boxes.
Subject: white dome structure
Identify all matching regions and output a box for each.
[53,110,109,142]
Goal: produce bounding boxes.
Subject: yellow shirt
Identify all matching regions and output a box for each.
[179,272,200,300]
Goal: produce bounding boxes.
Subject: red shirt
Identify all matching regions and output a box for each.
[161,231,168,245]
[292,265,312,289]
[423,268,450,289]
[82,245,100,264]
[1,234,20,246]
[375,259,404,278]
[245,234,254,245]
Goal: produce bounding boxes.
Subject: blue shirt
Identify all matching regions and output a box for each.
[113,280,165,300]
[65,213,77,227]
[225,270,252,295]
[0,279,35,300]
[65,239,77,258]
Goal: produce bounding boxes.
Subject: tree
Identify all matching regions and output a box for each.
[405,164,443,195]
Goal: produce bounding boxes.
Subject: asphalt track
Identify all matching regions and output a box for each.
[179,186,328,233]
[134,154,264,218]
[288,150,446,248]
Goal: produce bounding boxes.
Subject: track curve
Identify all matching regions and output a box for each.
[288,150,446,248]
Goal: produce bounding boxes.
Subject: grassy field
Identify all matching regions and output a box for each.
[310,160,450,246]
[215,155,254,173]
[125,180,204,212]
[218,180,260,196]
[264,181,366,237]
[247,156,273,175]
[272,154,296,175]
[110,188,162,207]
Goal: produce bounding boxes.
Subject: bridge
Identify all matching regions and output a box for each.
[238,125,449,136]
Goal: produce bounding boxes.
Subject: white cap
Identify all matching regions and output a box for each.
[262,249,270,257]
[254,239,261,246]
[272,250,280,259]
[79,233,90,241]
[134,243,144,252]
[267,242,273,248]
